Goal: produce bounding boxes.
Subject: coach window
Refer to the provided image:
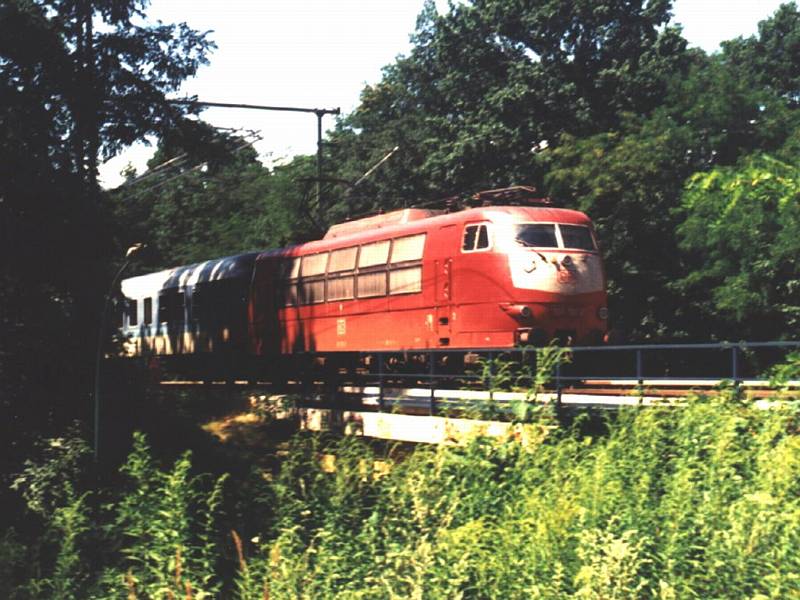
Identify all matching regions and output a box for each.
[127,299,138,327]
[327,246,357,301]
[143,297,153,326]
[389,233,425,295]
[300,252,327,304]
[191,286,205,321]
[357,240,390,298]
[462,223,491,252]
[158,291,185,323]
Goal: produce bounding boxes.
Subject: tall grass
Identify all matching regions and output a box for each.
[7,432,228,599]
[240,394,800,599]
[6,386,800,598]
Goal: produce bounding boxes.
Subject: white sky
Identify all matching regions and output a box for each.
[99,0,787,188]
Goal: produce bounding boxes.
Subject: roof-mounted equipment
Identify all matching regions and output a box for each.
[469,185,553,207]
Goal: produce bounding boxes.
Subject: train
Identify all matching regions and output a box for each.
[119,187,608,378]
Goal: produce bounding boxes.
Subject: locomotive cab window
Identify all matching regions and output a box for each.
[514,223,596,250]
[558,224,596,250]
[462,224,491,252]
[514,224,559,248]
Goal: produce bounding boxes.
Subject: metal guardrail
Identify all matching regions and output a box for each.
[336,341,800,415]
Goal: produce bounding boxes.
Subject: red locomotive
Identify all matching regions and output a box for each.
[120,187,608,375]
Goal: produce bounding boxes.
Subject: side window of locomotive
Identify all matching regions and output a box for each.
[462,226,477,251]
[158,293,167,322]
[283,282,298,307]
[143,297,153,326]
[301,252,327,277]
[390,234,425,263]
[477,225,489,249]
[389,233,425,295]
[327,246,357,301]
[357,240,390,298]
[558,224,596,251]
[462,224,490,252]
[358,240,390,267]
[287,257,301,279]
[300,252,328,304]
[280,257,301,307]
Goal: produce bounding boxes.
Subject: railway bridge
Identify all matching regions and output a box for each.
[152,340,800,445]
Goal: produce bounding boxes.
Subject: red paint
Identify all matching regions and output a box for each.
[249,205,608,354]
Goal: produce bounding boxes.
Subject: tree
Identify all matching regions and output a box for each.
[722,2,800,106]
[541,45,800,340]
[677,148,800,340]
[0,0,215,467]
[323,0,690,215]
[112,124,314,269]
[0,0,214,186]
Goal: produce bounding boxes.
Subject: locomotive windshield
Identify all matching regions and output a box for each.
[513,223,595,250]
[514,224,558,248]
[559,225,595,250]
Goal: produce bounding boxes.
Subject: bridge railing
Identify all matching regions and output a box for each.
[328,341,800,415]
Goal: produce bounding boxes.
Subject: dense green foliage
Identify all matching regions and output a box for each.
[678,147,800,339]
[0,0,212,480]
[5,393,800,598]
[253,399,800,598]
[111,125,319,269]
[321,0,689,214]
[6,432,228,599]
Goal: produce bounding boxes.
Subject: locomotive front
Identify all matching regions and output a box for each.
[493,207,608,346]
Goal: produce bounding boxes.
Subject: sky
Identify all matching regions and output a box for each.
[99,0,787,188]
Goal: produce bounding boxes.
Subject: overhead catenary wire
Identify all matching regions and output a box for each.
[111,126,262,191]
[119,132,263,199]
